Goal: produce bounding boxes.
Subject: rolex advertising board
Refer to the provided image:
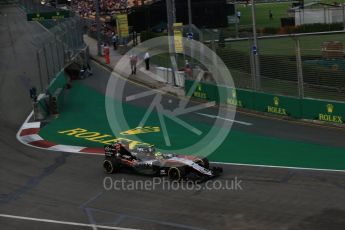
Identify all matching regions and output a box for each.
[218,86,254,109]
[253,92,302,118]
[184,80,218,102]
[302,99,345,124]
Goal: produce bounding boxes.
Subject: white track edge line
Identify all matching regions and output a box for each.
[212,161,345,173]
[16,112,102,156]
[0,214,140,230]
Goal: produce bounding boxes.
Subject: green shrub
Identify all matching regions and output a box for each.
[294,23,344,33]
[262,27,280,35]
[259,23,344,35]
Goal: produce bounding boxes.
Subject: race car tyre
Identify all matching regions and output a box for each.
[168,167,185,181]
[103,159,117,174]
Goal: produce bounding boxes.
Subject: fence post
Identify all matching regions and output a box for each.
[49,41,57,76]
[251,0,261,91]
[54,35,62,70]
[43,45,51,84]
[36,50,44,92]
[341,3,345,30]
[249,38,256,90]
[211,39,218,81]
[294,37,304,98]
[95,0,102,56]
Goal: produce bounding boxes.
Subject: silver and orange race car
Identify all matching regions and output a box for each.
[103,142,222,181]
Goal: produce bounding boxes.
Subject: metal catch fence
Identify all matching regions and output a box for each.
[32,16,87,92]
[207,31,345,102]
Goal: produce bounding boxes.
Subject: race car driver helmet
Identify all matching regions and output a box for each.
[135,145,156,157]
[115,140,130,152]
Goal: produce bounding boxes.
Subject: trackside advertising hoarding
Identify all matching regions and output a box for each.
[117,14,129,37]
[27,11,70,21]
[185,80,345,124]
[302,98,345,124]
[48,71,67,95]
[218,86,254,109]
[253,92,302,118]
[184,80,218,101]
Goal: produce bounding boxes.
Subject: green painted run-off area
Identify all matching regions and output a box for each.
[38,81,345,171]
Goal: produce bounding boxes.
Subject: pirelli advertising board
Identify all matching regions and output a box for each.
[117,14,129,37]
[173,22,184,54]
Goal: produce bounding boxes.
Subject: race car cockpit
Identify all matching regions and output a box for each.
[105,142,136,160]
[134,145,156,160]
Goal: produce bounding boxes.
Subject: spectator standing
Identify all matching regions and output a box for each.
[130,54,138,75]
[237,11,241,21]
[112,33,118,50]
[132,31,138,46]
[269,10,273,20]
[183,62,193,79]
[144,52,150,70]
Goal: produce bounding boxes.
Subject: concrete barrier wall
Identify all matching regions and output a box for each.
[34,71,66,120]
[218,86,254,109]
[47,71,66,95]
[302,98,345,124]
[185,80,219,101]
[253,92,302,119]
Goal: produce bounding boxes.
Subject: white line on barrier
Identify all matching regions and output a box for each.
[0,214,140,230]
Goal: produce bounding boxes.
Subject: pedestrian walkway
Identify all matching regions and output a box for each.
[83,35,185,96]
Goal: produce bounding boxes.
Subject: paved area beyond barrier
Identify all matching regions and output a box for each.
[84,35,185,96]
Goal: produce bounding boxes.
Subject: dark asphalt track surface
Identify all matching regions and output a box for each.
[0,4,345,230]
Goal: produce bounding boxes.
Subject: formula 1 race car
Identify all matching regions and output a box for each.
[102,142,222,181]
